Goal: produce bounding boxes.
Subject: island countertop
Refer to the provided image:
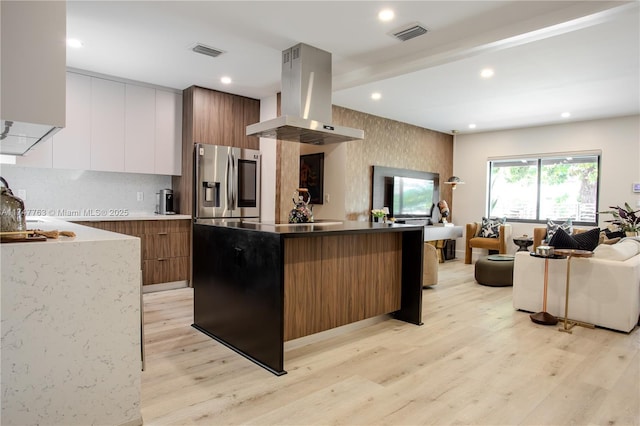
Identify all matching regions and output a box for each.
[194,218,423,237]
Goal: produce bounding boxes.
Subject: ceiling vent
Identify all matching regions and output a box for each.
[390,23,428,41]
[191,43,224,58]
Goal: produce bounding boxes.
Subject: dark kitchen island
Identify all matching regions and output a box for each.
[192,219,424,375]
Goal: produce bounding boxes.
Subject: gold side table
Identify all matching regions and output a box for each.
[554,249,595,333]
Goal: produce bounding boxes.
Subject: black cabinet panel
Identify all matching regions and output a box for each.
[192,224,285,375]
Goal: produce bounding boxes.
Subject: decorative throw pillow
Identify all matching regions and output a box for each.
[600,230,622,245]
[604,229,626,240]
[548,227,600,251]
[545,218,573,243]
[479,217,505,238]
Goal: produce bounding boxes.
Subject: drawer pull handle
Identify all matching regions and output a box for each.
[157,232,168,236]
[157,258,167,261]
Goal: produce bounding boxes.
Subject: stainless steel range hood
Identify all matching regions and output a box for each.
[0,120,60,156]
[246,43,364,145]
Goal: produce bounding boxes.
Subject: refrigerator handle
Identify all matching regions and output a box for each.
[231,152,238,209]
[226,153,233,208]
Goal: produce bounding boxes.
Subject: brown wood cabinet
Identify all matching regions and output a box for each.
[173,86,260,216]
[76,219,190,286]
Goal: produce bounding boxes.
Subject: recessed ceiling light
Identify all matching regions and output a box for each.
[67,38,83,48]
[221,76,232,84]
[480,68,494,78]
[378,9,394,21]
[371,92,382,100]
[561,112,571,118]
[469,123,477,129]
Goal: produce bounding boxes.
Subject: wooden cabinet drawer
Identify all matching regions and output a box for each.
[143,257,189,285]
[143,219,190,235]
[142,232,189,259]
[76,219,191,285]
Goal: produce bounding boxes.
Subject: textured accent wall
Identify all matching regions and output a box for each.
[275,106,454,222]
[333,106,454,221]
[276,139,301,222]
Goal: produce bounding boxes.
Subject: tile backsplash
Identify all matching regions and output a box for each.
[0,166,172,217]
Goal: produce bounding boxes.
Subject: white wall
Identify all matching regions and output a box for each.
[453,115,640,259]
[0,165,170,216]
[300,143,347,220]
[258,95,278,222]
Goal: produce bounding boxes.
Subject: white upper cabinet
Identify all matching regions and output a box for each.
[125,84,156,174]
[25,71,182,175]
[155,90,183,175]
[52,73,91,170]
[91,78,125,172]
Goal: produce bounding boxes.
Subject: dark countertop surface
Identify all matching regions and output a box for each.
[194,218,424,236]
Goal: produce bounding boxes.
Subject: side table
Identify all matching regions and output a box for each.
[554,249,595,333]
[529,252,565,325]
[513,236,534,252]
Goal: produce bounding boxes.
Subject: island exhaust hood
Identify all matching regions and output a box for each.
[246,43,364,145]
[0,120,60,156]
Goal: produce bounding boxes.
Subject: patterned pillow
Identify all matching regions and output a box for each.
[548,227,600,251]
[545,218,573,243]
[480,217,505,238]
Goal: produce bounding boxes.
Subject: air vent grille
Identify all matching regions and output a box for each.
[391,23,428,41]
[192,43,224,58]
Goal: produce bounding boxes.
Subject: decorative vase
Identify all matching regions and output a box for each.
[288,188,313,223]
[626,231,639,237]
[373,217,380,222]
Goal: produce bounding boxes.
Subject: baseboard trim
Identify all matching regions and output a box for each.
[143,280,188,293]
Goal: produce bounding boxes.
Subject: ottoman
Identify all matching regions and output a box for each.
[474,255,514,287]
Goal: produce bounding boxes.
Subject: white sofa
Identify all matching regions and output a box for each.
[512,238,640,333]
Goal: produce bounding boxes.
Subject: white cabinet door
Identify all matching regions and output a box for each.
[15,137,53,168]
[91,78,125,172]
[125,84,155,174]
[155,90,182,175]
[52,73,91,170]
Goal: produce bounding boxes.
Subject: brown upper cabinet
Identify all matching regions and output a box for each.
[184,85,260,149]
[175,86,261,215]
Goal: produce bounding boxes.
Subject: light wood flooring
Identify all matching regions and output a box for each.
[141,259,640,425]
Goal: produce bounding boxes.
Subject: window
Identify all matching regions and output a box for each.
[488,154,599,224]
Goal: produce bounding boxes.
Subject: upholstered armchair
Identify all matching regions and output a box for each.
[465,222,512,264]
[423,242,438,287]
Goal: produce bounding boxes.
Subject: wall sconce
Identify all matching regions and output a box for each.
[444,176,465,190]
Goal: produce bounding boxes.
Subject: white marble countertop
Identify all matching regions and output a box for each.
[27,212,192,222]
[17,217,139,244]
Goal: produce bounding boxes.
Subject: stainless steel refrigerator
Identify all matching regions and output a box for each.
[194,143,261,219]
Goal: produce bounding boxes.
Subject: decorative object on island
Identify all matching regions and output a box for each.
[289,188,314,223]
[599,202,640,237]
[371,208,385,222]
[0,177,26,234]
[444,176,464,190]
[299,153,324,204]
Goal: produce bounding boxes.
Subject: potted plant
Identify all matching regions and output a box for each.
[599,202,640,236]
[371,209,386,222]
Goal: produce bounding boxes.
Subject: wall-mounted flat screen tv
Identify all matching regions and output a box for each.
[392,176,435,217]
